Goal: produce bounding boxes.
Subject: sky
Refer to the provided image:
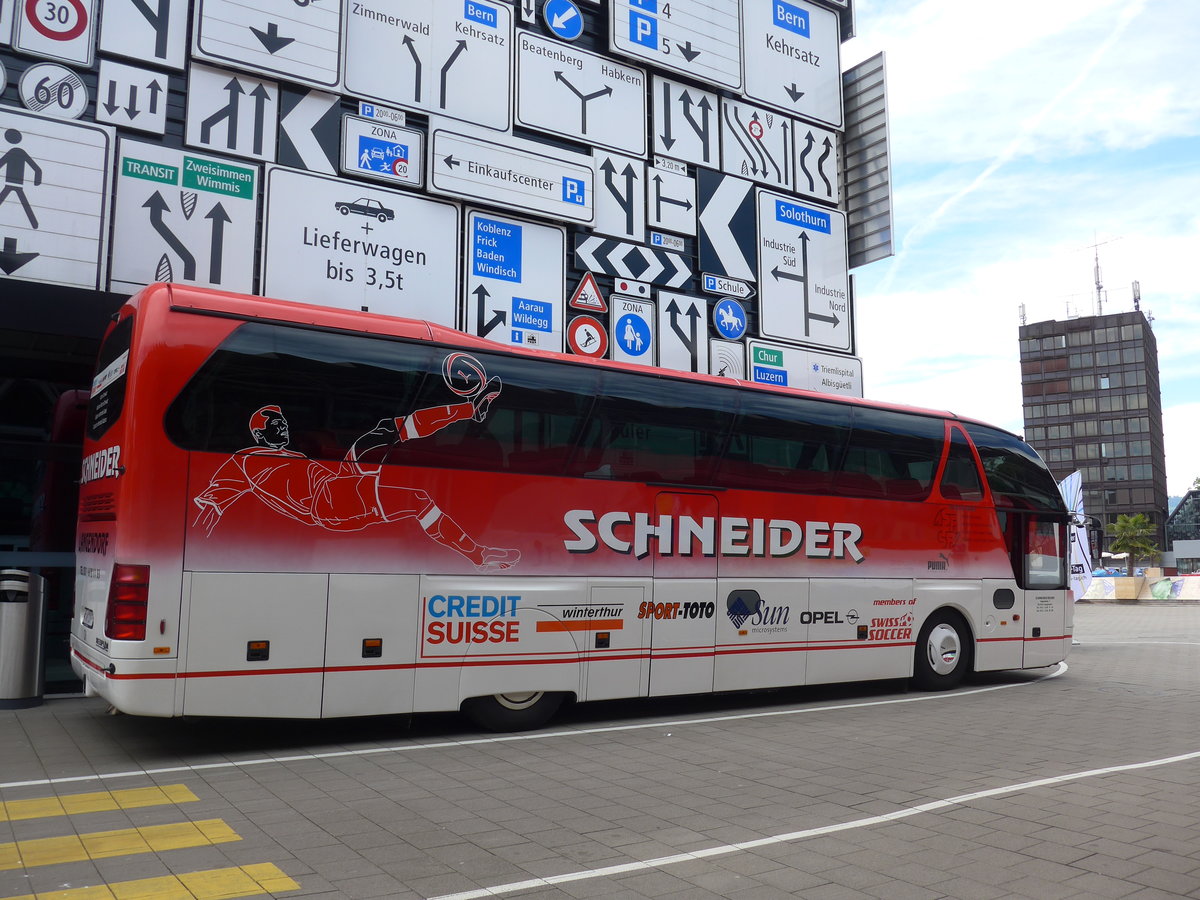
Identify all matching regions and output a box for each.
[840,0,1200,497]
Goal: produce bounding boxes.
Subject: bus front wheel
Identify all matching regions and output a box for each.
[912,611,971,690]
[462,691,565,731]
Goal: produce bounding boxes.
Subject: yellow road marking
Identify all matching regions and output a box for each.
[0,820,239,872]
[0,862,298,899]
[0,786,198,823]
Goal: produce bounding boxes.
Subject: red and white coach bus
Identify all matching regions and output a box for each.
[71,284,1071,730]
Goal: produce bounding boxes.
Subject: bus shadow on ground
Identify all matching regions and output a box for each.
[86,671,1050,765]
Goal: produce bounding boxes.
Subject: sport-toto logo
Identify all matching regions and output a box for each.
[564,510,864,562]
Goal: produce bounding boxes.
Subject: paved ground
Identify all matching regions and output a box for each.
[3,602,1200,899]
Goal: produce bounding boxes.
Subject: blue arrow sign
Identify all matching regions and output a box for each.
[544,0,584,41]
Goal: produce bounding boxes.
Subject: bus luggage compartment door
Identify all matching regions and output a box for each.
[182,572,328,717]
[647,492,718,697]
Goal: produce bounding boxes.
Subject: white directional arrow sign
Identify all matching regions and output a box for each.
[657,291,707,374]
[465,209,565,352]
[721,98,793,191]
[96,59,167,134]
[184,63,278,163]
[756,188,851,353]
[610,0,740,90]
[430,120,594,224]
[593,149,645,242]
[193,0,342,88]
[99,0,187,70]
[741,0,842,128]
[344,0,513,132]
[652,76,719,168]
[517,32,646,156]
[110,139,257,294]
[793,121,840,205]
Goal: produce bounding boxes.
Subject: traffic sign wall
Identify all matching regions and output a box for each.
[0,107,111,288]
[794,121,840,206]
[430,120,595,224]
[278,88,341,174]
[592,149,645,242]
[697,169,756,282]
[610,294,655,365]
[18,63,87,119]
[465,209,565,352]
[721,97,793,191]
[184,63,278,163]
[741,0,843,128]
[13,0,97,66]
[748,340,862,398]
[96,60,167,134]
[343,0,513,132]
[517,32,647,157]
[756,188,852,353]
[110,138,256,294]
[99,0,187,70]
[647,165,695,236]
[652,76,719,168]
[657,291,707,374]
[609,0,740,90]
[193,0,342,88]
[341,115,424,188]
[261,166,459,325]
[575,234,690,288]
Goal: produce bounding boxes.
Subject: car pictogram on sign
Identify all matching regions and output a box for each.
[334,197,394,222]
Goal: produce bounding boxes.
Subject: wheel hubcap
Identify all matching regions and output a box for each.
[926,623,960,675]
[494,691,543,711]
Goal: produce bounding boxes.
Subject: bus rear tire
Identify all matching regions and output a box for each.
[462,691,565,732]
[912,610,971,691]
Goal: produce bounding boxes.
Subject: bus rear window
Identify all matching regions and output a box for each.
[87,315,133,441]
[963,423,1064,512]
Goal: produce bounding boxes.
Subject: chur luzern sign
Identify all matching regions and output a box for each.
[429,119,594,224]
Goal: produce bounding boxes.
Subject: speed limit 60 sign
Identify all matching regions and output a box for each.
[14,0,97,66]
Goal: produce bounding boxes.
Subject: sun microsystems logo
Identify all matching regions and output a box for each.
[726,591,761,629]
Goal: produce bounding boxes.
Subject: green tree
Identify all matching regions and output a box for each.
[1109,513,1159,575]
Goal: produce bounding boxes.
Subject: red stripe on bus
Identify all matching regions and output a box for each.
[536,619,624,633]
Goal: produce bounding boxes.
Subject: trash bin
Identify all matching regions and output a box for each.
[0,569,46,709]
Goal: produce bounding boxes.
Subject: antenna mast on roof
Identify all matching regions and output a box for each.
[1086,235,1121,316]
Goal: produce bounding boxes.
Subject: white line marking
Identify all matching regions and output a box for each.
[0,665,1067,791]
[431,737,1200,900]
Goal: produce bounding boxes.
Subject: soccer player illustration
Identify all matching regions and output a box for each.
[192,353,521,571]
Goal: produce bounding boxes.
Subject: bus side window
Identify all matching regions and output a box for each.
[571,373,734,485]
[939,427,984,501]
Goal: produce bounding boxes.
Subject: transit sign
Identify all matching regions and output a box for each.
[756,188,851,353]
[110,139,257,294]
[466,209,565,352]
[610,0,740,90]
[261,167,459,325]
[741,0,842,127]
[430,120,594,224]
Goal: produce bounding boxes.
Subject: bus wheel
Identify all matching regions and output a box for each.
[462,691,565,731]
[912,611,970,690]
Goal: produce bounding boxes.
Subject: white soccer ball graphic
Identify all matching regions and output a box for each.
[441,352,488,398]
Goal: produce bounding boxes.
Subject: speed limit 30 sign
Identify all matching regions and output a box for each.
[14,0,97,66]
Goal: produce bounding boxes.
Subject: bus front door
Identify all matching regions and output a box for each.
[647,491,718,697]
[1022,516,1070,668]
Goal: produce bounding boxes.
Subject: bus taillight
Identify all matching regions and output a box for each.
[105,564,150,641]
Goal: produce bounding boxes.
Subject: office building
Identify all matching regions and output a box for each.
[1018,310,1169,555]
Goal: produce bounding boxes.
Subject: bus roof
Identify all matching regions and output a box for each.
[134,282,1003,433]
